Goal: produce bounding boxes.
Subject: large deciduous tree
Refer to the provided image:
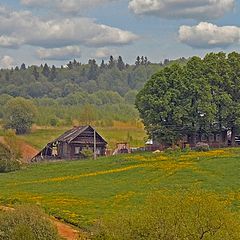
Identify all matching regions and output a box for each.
[136,64,188,145]
[3,97,37,134]
[136,52,240,146]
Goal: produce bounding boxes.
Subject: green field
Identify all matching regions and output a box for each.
[0,148,239,229]
[16,125,147,150]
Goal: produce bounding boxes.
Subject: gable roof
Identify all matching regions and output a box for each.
[50,125,107,144]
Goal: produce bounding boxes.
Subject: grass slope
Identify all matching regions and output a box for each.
[0,148,239,229]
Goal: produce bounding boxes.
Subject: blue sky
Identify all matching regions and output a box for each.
[0,0,240,68]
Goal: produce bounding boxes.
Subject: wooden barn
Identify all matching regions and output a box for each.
[32,126,107,161]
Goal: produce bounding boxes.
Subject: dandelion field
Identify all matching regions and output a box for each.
[0,148,240,229]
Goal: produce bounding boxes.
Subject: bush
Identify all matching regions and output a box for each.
[0,143,20,173]
[49,118,58,127]
[0,205,60,240]
[165,145,181,154]
[182,143,191,153]
[81,148,94,159]
[93,190,240,240]
[194,142,210,152]
[3,130,22,159]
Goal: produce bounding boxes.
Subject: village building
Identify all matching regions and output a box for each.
[145,129,229,151]
[32,126,107,161]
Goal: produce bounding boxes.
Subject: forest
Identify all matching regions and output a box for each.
[0,56,187,126]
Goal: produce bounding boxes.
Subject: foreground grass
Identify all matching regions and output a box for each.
[0,148,239,229]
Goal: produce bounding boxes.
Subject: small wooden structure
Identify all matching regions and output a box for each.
[32,126,107,161]
[113,142,131,155]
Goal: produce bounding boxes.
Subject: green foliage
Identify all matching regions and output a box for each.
[0,142,20,173]
[94,190,240,240]
[194,142,210,152]
[3,97,37,134]
[3,130,22,159]
[136,52,240,146]
[0,57,187,126]
[81,148,94,159]
[0,205,59,240]
[0,58,170,99]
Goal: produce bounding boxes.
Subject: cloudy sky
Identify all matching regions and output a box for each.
[0,0,240,68]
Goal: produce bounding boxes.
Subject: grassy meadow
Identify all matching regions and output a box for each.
[0,148,239,229]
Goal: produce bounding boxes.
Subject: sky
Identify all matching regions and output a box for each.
[0,0,240,68]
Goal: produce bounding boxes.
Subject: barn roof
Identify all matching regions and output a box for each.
[50,125,107,144]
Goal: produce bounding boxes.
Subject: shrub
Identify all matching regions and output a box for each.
[93,190,240,240]
[3,130,22,159]
[194,142,210,152]
[81,148,94,159]
[165,145,181,154]
[0,205,60,240]
[182,143,191,153]
[49,118,58,127]
[0,143,20,173]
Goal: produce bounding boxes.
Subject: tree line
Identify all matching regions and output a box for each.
[0,56,187,99]
[136,52,240,146]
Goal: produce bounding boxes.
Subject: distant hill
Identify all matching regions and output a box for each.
[0,56,188,125]
[0,57,188,99]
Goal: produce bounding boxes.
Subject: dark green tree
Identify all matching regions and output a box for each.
[50,65,57,80]
[87,59,98,80]
[32,66,39,80]
[117,56,125,71]
[3,97,37,134]
[42,63,50,78]
[20,63,26,70]
[135,56,140,66]
[108,56,115,68]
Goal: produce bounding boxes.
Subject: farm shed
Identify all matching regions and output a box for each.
[32,126,107,161]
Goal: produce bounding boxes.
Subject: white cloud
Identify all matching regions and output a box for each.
[36,46,81,60]
[179,22,240,48]
[0,55,15,69]
[0,36,23,48]
[95,48,116,59]
[20,0,118,14]
[128,0,235,20]
[0,8,138,50]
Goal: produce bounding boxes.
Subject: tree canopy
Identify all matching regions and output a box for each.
[136,52,240,146]
[3,97,37,134]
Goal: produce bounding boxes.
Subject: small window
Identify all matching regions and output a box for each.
[75,147,81,155]
[201,134,208,142]
[209,134,214,142]
[216,134,221,142]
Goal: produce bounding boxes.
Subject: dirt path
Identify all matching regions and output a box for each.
[51,218,80,240]
[18,141,39,162]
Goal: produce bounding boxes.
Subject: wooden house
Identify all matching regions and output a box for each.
[32,126,107,161]
[181,130,229,148]
[145,129,229,151]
